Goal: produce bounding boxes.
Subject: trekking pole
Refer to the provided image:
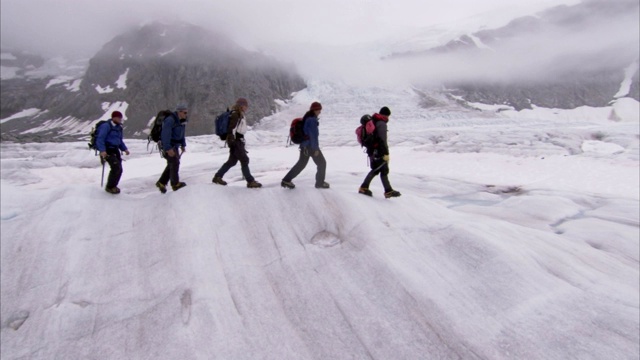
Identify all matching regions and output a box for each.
[100,158,106,187]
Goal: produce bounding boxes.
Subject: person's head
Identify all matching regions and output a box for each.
[310,101,322,116]
[111,111,123,124]
[235,97,249,113]
[379,106,391,117]
[176,104,188,120]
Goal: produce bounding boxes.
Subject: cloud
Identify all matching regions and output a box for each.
[3,0,633,88]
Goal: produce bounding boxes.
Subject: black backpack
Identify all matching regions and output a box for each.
[148,110,173,144]
[88,120,110,152]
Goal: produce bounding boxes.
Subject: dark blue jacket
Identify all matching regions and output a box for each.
[161,112,187,151]
[96,119,128,152]
[301,115,320,151]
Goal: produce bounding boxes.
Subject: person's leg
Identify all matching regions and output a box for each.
[311,150,327,186]
[215,146,239,179]
[105,150,122,189]
[360,157,383,189]
[234,142,255,183]
[282,148,310,182]
[168,154,181,186]
[379,164,393,192]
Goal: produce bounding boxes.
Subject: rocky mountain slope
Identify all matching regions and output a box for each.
[1,22,305,142]
[387,0,639,111]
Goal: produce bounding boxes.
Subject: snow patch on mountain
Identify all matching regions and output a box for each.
[0,108,43,124]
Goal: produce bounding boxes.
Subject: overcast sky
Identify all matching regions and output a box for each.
[1,0,580,58]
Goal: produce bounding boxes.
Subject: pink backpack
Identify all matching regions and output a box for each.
[355,115,376,147]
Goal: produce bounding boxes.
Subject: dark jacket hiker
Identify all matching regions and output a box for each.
[156,104,188,193]
[281,101,329,189]
[359,106,401,198]
[96,111,130,194]
[212,98,262,188]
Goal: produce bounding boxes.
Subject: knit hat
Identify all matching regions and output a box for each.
[379,106,391,116]
[236,98,249,107]
[176,104,188,111]
[111,111,123,119]
[310,102,322,111]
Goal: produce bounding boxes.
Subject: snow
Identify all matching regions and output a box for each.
[94,84,114,94]
[159,47,176,57]
[45,76,75,89]
[1,81,638,359]
[99,101,128,121]
[115,68,129,89]
[65,79,82,92]
[614,59,639,98]
[0,108,43,124]
[468,33,493,50]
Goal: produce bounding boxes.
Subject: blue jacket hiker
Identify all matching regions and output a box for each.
[96,111,130,194]
[358,106,401,199]
[281,101,329,189]
[155,104,188,193]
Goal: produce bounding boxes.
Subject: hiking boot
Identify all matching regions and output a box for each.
[105,186,120,194]
[358,187,373,196]
[172,182,187,191]
[384,190,402,198]
[247,181,262,188]
[156,181,167,194]
[212,176,227,186]
[315,182,330,189]
[281,180,295,189]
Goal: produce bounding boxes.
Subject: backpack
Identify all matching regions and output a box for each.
[88,120,109,152]
[355,114,377,148]
[215,109,232,140]
[289,117,306,144]
[148,110,173,144]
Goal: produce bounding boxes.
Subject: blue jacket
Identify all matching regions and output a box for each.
[96,119,128,152]
[161,112,187,151]
[301,115,320,151]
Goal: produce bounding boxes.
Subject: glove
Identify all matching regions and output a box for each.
[124,150,130,156]
[382,155,390,164]
[166,148,176,157]
[100,151,107,158]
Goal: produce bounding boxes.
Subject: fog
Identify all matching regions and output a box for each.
[2,0,636,87]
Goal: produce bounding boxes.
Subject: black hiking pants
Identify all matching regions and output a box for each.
[215,140,255,183]
[158,150,181,186]
[361,157,392,192]
[283,147,326,186]
[104,148,123,189]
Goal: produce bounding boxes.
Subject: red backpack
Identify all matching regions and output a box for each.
[355,114,376,147]
[289,117,306,144]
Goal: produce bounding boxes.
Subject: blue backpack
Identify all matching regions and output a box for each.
[214,109,232,140]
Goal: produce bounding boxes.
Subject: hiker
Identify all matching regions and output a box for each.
[212,98,262,188]
[155,104,188,193]
[96,111,130,194]
[358,106,401,198]
[281,102,329,189]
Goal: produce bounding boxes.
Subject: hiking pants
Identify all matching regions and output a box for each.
[215,140,255,183]
[361,157,392,192]
[283,147,326,186]
[105,148,123,189]
[158,150,181,186]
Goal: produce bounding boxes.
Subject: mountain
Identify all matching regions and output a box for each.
[0,22,306,142]
[386,0,640,111]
